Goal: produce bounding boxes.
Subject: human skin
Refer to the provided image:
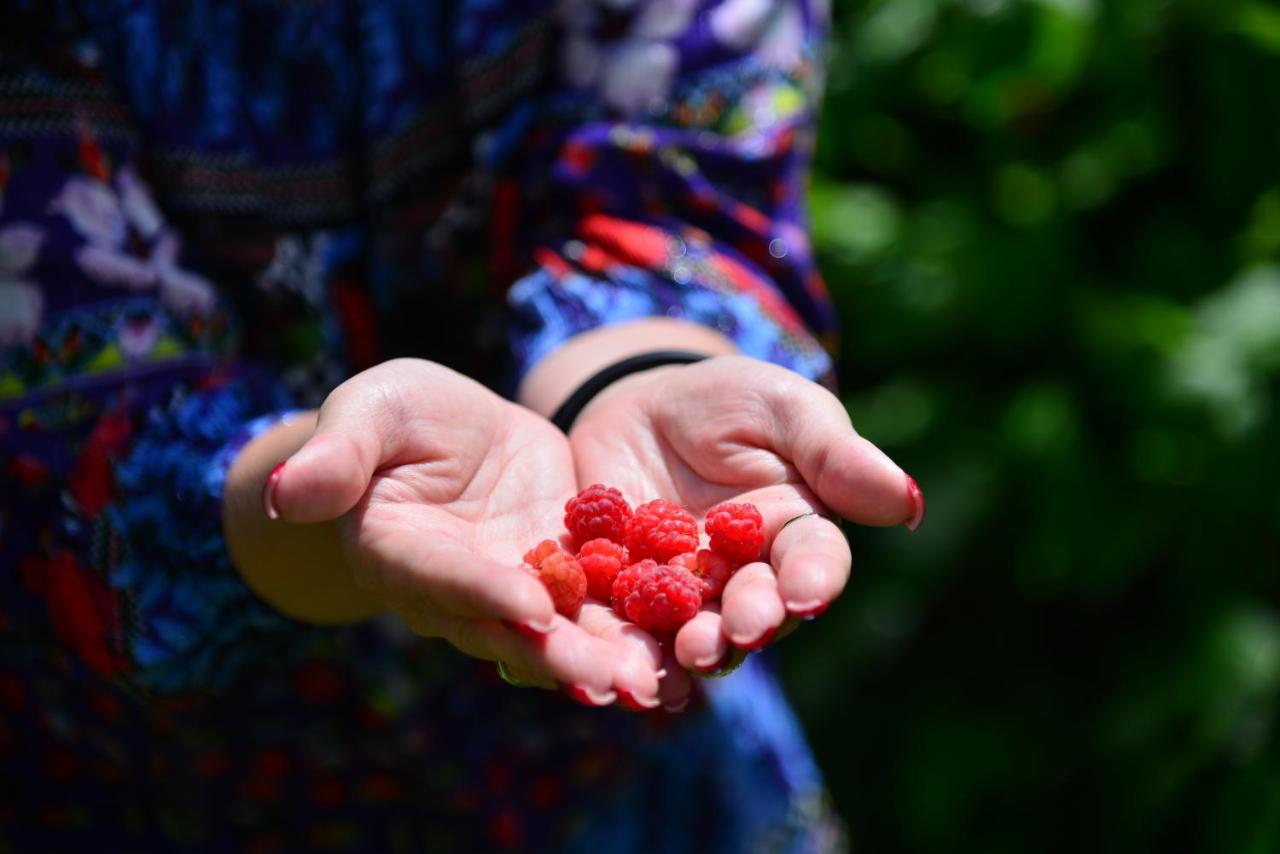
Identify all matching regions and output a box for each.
[223,318,923,710]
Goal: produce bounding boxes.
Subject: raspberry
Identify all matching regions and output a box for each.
[704,502,765,566]
[610,559,653,620]
[624,500,698,563]
[611,560,702,635]
[671,549,736,601]
[522,540,587,618]
[564,484,632,547]
[577,538,629,601]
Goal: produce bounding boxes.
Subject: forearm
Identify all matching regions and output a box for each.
[516,318,738,419]
[222,411,383,625]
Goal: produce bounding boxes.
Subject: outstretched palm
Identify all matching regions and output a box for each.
[570,356,918,675]
[275,359,663,706]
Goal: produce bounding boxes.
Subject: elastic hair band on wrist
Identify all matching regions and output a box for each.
[551,350,709,432]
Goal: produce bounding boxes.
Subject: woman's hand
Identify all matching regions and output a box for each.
[229,358,667,709]
[567,355,924,680]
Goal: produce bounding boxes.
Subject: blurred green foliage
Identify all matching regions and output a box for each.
[784,0,1280,850]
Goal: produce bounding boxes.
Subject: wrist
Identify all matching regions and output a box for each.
[572,363,686,428]
[517,318,737,420]
[223,410,384,625]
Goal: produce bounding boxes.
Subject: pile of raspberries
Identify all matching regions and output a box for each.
[520,485,765,636]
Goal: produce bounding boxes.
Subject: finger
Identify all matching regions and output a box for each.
[575,603,664,710]
[443,620,557,690]
[363,539,558,631]
[764,370,922,529]
[674,605,730,674]
[391,600,555,686]
[769,514,852,617]
[270,381,407,523]
[656,646,694,713]
[420,614,621,703]
[496,660,554,690]
[776,615,803,641]
[719,561,787,650]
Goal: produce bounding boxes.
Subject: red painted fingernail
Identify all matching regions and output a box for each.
[787,601,829,620]
[904,474,926,533]
[502,619,556,640]
[616,688,660,712]
[262,461,286,521]
[662,696,690,714]
[695,649,733,674]
[560,683,616,707]
[737,626,778,652]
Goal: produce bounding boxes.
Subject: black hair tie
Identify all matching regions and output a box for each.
[550,350,709,432]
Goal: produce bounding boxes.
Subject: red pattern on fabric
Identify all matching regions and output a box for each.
[11,454,50,487]
[67,407,133,519]
[710,251,808,333]
[533,247,572,278]
[562,140,596,174]
[77,122,110,181]
[43,550,125,679]
[577,214,668,267]
[490,179,523,290]
[332,278,380,371]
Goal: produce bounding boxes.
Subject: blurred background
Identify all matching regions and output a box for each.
[780,0,1280,850]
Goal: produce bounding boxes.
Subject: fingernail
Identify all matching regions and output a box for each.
[560,683,616,707]
[904,474,926,533]
[662,696,690,714]
[654,668,668,680]
[502,619,556,640]
[617,688,661,711]
[694,649,732,673]
[262,461,286,521]
[735,626,777,652]
[785,601,829,620]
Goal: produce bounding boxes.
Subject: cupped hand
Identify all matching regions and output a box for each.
[268,358,667,709]
[568,355,923,681]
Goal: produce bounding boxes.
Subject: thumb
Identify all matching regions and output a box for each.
[771,378,925,530]
[268,387,404,524]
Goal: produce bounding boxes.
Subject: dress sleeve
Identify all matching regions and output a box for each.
[0,57,306,697]
[506,0,838,386]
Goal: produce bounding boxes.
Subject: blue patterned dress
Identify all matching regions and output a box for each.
[0,1,846,849]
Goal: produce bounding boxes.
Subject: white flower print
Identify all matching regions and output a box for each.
[255,233,331,308]
[48,176,126,247]
[710,0,776,50]
[156,263,217,315]
[0,222,44,275]
[47,171,217,317]
[116,166,165,239]
[117,314,161,359]
[0,222,46,347]
[75,244,157,289]
[601,41,678,113]
[758,2,803,70]
[558,0,688,113]
[632,0,700,40]
[0,280,43,348]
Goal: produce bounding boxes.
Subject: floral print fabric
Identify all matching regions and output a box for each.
[0,0,845,849]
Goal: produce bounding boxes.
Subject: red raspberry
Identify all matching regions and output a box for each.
[577,538,629,601]
[522,540,587,618]
[625,500,699,563]
[611,560,702,634]
[610,559,653,620]
[564,484,632,547]
[671,549,736,601]
[704,502,764,566]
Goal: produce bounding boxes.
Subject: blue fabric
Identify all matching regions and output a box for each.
[109,396,305,695]
[0,0,846,848]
